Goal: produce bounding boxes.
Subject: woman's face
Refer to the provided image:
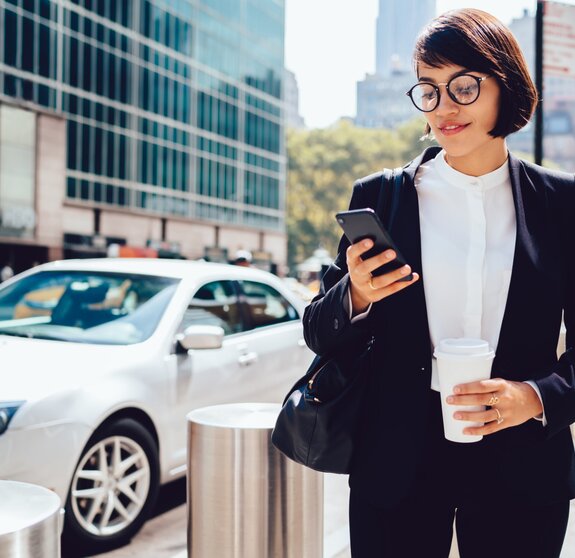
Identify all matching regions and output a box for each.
[417,63,506,173]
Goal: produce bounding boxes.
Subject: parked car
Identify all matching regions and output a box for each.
[0,258,313,551]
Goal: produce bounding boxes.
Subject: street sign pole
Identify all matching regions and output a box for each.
[535,0,544,166]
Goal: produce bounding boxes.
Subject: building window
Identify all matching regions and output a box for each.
[1,0,286,231]
[0,105,37,239]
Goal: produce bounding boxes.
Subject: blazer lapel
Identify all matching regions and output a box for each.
[392,147,441,275]
[375,146,442,359]
[494,153,545,365]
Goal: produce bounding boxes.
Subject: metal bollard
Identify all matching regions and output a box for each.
[0,480,62,558]
[187,403,323,558]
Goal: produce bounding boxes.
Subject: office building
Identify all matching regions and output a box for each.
[356,0,435,129]
[283,69,305,129]
[0,0,286,272]
[356,71,416,129]
[376,0,435,78]
[507,8,575,171]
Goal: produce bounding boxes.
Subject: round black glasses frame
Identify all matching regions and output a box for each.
[405,75,490,112]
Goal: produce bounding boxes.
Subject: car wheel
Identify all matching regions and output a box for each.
[63,418,159,553]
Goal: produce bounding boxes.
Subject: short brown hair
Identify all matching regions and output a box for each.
[413,9,538,138]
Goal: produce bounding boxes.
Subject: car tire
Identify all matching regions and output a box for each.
[62,418,160,554]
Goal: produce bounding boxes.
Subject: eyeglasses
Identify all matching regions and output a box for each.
[406,74,490,112]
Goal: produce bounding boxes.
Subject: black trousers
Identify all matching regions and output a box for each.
[349,391,571,558]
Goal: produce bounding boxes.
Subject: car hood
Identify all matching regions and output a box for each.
[0,334,149,401]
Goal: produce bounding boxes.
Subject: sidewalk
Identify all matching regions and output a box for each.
[324,474,351,558]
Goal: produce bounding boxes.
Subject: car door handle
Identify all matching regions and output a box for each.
[238,352,258,366]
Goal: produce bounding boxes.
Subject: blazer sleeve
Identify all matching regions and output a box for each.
[303,179,374,356]
[535,172,575,438]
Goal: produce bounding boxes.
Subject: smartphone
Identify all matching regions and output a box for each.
[335,208,413,281]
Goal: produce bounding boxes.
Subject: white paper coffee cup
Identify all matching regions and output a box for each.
[434,338,495,443]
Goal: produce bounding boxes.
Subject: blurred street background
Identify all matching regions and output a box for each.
[1,0,574,280]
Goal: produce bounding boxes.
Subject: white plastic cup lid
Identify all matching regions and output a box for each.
[435,338,493,357]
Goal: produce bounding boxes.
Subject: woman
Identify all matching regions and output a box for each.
[303,9,575,558]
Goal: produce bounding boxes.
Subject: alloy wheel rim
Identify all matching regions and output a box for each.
[71,435,151,537]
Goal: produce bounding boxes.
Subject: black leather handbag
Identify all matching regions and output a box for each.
[271,167,404,474]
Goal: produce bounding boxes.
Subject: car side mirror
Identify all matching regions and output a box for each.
[176,325,224,351]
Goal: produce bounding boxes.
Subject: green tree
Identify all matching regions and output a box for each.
[286,118,435,271]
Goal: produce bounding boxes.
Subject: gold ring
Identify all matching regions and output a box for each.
[494,407,504,425]
[368,277,377,290]
[488,394,499,406]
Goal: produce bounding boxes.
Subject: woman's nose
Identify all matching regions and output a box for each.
[435,89,459,116]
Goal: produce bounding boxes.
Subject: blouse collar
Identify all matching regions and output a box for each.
[435,150,510,191]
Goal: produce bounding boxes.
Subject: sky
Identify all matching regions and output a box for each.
[284,0,575,128]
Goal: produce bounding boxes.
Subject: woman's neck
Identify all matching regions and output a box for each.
[444,139,508,176]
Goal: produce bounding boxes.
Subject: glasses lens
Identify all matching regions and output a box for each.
[410,84,438,111]
[449,75,480,105]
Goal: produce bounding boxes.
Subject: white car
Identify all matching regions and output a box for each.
[0,258,313,552]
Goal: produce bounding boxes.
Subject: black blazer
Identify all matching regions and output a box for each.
[303,147,575,508]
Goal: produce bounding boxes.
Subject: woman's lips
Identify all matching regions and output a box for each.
[438,123,469,136]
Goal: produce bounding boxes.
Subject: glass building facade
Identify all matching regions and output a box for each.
[0,0,286,232]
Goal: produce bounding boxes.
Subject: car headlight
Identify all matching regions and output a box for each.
[0,401,25,435]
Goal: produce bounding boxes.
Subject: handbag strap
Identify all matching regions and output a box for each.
[376,167,404,232]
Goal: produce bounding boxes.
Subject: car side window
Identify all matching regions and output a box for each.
[239,280,299,329]
[180,281,242,335]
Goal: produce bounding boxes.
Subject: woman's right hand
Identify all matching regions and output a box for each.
[346,239,420,314]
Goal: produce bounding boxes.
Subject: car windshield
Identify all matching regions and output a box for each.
[0,270,180,345]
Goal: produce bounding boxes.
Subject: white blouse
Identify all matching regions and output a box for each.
[416,151,515,391]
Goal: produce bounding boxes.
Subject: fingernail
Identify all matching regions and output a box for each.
[454,413,461,420]
[454,387,461,394]
[364,240,372,248]
[400,265,410,275]
[385,251,395,260]
[446,396,454,403]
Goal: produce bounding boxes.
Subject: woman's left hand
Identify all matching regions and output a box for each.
[446,378,544,436]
